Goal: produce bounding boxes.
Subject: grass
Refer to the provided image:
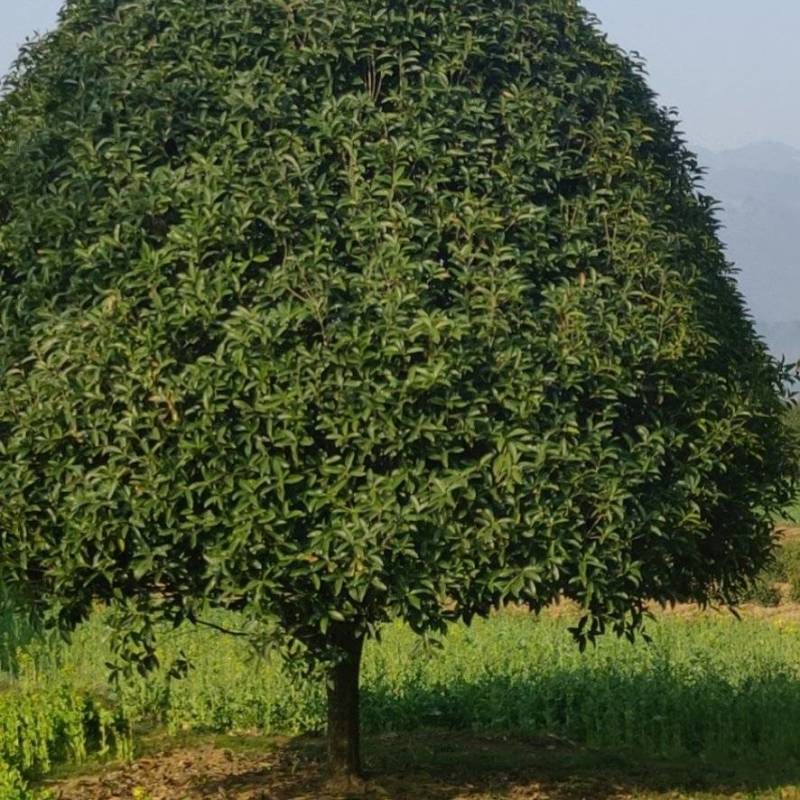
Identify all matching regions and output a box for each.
[7,608,800,760]
[779,500,800,526]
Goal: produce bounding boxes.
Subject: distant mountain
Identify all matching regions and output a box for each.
[694,141,800,364]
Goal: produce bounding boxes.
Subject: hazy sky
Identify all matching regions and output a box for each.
[1,1,63,73]
[584,0,800,152]
[2,1,799,153]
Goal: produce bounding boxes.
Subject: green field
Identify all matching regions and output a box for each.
[780,500,800,526]
[6,602,800,798]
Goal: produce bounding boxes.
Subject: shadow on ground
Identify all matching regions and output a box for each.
[212,731,800,799]
[49,729,800,800]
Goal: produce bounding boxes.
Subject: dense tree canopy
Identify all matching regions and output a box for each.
[0,0,796,777]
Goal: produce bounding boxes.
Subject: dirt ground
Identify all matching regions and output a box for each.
[50,733,582,800]
[45,730,800,800]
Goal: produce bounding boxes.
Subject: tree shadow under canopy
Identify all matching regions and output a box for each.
[48,662,800,799]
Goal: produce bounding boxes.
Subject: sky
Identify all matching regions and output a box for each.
[583,1,800,152]
[1,1,799,153]
[1,1,63,72]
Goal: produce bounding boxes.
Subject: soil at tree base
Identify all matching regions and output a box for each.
[38,738,663,800]
[44,732,800,800]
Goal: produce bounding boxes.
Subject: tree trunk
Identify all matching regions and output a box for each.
[326,623,364,781]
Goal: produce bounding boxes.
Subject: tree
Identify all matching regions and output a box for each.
[0,0,796,782]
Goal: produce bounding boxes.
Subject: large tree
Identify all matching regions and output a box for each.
[0,0,796,781]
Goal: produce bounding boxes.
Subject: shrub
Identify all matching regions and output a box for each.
[772,536,800,581]
[0,686,129,782]
[0,761,49,800]
[741,578,781,607]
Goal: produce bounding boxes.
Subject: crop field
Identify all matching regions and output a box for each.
[5,585,800,798]
[779,500,800,528]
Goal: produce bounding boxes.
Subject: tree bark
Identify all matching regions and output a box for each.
[326,623,364,781]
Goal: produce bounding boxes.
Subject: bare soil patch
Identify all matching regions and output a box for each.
[45,731,800,800]
[47,736,568,800]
